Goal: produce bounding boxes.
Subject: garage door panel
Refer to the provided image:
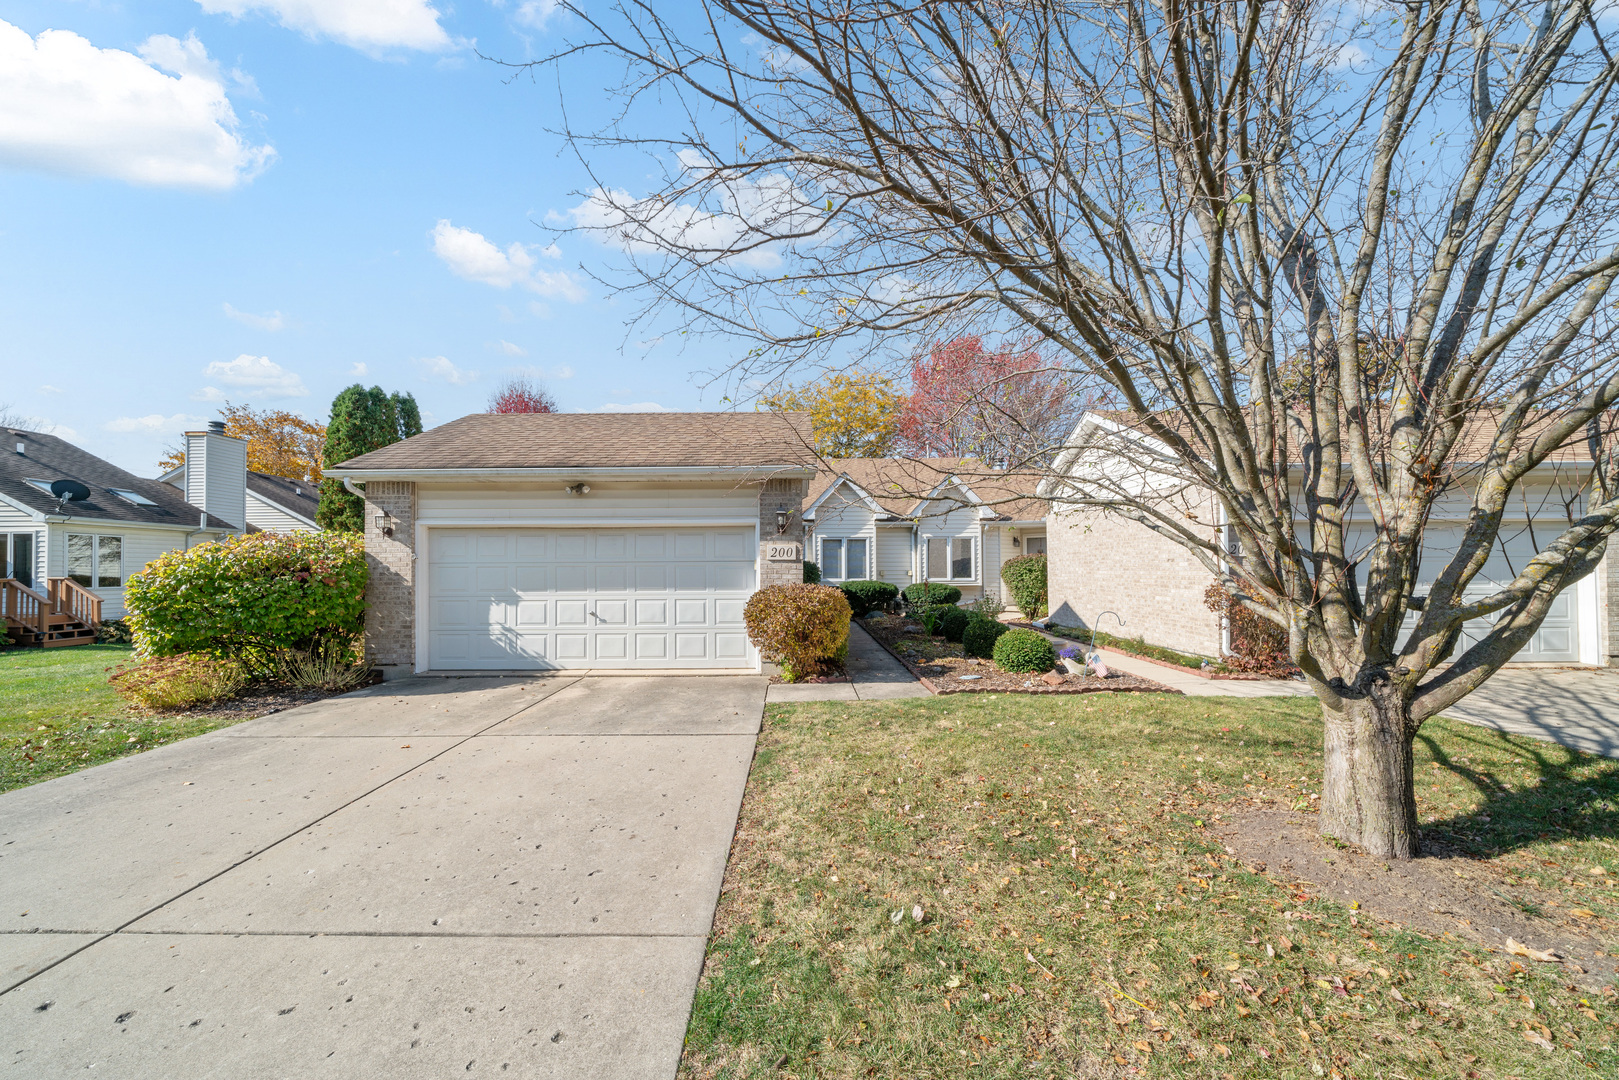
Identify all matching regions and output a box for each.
[428,527,757,670]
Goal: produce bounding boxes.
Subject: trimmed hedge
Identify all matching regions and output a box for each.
[903,582,962,606]
[993,628,1057,673]
[1000,553,1047,618]
[743,583,851,681]
[962,615,1007,659]
[939,605,971,642]
[124,532,366,669]
[803,560,821,584]
[840,579,899,617]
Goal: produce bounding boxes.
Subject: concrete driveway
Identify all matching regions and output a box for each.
[1440,667,1619,758]
[0,673,766,1078]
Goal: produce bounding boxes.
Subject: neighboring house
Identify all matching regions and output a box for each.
[0,424,241,631]
[323,412,819,677]
[1042,411,1617,667]
[157,460,320,533]
[803,458,1047,604]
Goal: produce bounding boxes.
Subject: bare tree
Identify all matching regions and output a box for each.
[526,0,1619,858]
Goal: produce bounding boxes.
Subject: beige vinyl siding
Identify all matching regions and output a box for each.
[875,526,913,587]
[810,484,880,583]
[45,523,201,620]
[0,500,38,528]
[980,526,1006,602]
[247,492,317,533]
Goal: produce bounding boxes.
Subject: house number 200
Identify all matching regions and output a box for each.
[765,542,803,562]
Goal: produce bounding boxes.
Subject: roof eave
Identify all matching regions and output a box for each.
[324,465,819,482]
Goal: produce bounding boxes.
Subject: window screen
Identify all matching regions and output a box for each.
[98,536,122,587]
[926,537,947,579]
[951,538,973,579]
[67,534,93,587]
[845,538,867,580]
[1023,536,1046,556]
[821,538,843,580]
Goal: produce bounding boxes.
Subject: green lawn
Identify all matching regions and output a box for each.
[0,645,240,793]
[682,693,1619,1079]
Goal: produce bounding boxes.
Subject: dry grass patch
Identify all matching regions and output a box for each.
[681,693,1619,1079]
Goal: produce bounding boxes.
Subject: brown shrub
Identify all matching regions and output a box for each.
[743,584,852,681]
[110,652,249,710]
[1202,584,1298,676]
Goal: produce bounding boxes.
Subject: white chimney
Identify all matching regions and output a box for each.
[184,420,248,531]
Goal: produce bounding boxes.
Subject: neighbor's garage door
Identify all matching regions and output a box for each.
[428,527,756,670]
[1415,523,1581,663]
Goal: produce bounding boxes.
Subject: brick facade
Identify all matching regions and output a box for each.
[758,477,808,588]
[1046,500,1223,659]
[362,480,417,679]
[1605,548,1618,668]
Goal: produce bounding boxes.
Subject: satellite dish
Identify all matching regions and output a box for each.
[50,479,91,505]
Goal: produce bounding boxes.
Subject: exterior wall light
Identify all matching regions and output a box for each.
[776,509,791,534]
[565,483,592,496]
[375,510,398,537]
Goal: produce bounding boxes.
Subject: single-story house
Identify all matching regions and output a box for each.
[0,424,241,634]
[324,412,818,677]
[1042,411,1618,667]
[803,458,1046,604]
[158,458,320,533]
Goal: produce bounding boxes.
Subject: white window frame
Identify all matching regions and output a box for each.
[923,535,977,583]
[65,533,124,589]
[818,536,870,582]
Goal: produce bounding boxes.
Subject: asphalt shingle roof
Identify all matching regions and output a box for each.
[0,428,231,529]
[247,471,320,523]
[808,458,1048,521]
[329,412,819,472]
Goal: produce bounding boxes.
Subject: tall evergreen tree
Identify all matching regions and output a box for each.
[317,385,422,531]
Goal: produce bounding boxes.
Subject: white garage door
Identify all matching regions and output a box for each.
[1412,524,1581,663]
[427,527,756,670]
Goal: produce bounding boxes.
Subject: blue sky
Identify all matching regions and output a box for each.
[0,1,735,474]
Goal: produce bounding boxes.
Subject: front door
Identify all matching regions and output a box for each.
[5,533,33,587]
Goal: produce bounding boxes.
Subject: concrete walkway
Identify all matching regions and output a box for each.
[765,623,930,703]
[1,673,767,1079]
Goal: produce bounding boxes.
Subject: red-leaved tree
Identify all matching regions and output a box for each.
[895,337,1074,466]
[488,377,558,414]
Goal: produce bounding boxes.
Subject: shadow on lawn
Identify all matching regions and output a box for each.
[1416,724,1619,857]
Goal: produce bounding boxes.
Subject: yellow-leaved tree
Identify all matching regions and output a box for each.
[158,402,327,482]
[758,371,905,458]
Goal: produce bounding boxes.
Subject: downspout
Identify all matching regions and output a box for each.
[184,512,211,551]
[343,477,366,501]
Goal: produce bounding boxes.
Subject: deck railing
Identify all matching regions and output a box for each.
[0,578,49,636]
[48,577,102,629]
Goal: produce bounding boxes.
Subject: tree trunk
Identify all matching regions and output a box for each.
[1319,682,1420,859]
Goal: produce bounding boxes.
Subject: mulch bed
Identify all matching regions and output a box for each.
[861,614,1179,696]
[1012,620,1303,681]
[146,682,359,722]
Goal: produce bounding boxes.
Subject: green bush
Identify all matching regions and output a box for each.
[803,560,821,584]
[903,582,962,606]
[840,579,899,617]
[962,615,1008,659]
[743,584,851,681]
[1000,553,1048,618]
[939,605,971,642]
[96,618,134,645]
[992,628,1056,673]
[917,604,955,636]
[124,532,367,669]
[110,653,249,710]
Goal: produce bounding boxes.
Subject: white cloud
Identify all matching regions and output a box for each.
[597,401,671,413]
[222,302,285,331]
[193,386,228,403]
[200,354,309,397]
[430,220,586,301]
[39,384,62,394]
[106,413,206,433]
[515,1,561,28]
[197,0,452,53]
[349,362,369,377]
[491,339,528,356]
[0,23,273,189]
[420,355,477,385]
[564,166,819,270]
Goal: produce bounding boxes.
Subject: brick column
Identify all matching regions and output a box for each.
[1605,547,1618,668]
[362,480,416,679]
[758,477,807,588]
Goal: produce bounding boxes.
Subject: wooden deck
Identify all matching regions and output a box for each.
[1,577,101,648]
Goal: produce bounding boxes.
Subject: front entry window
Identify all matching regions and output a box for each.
[1022,535,1047,556]
[820,538,868,581]
[926,537,975,581]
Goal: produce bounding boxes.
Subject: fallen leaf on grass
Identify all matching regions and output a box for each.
[1522,1024,1554,1051]
[1571,908,1596,919]
[1505,938,1563,964]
